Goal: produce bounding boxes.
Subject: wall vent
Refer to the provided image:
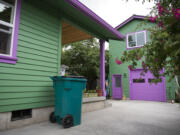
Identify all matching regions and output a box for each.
[11,109,32,121]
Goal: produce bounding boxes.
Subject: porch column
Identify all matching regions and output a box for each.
[100,39,106,97]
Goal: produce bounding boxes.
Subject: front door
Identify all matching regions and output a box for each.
[112,75,122,99]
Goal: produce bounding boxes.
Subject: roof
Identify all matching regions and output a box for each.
[115,15,146,30]
[44,0,124,41]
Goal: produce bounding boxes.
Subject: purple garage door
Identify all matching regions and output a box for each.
[130,69,166,102]
[112,75,123,99]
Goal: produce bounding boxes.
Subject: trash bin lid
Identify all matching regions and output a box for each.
[50,76,87,82]
[62,76,84,78]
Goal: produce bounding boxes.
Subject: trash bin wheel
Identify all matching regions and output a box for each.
[62,115,74,128]
[49,112,56,123]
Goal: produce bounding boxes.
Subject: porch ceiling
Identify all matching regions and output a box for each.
[44,0,124,41]
[62,21,92,45]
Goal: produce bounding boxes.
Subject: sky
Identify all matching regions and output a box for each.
[79,0,155,27]
[78,0,155,49]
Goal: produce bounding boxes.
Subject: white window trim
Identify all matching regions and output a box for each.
[126,30,147,49]
[0,0,17,57]
[0,0,14,8]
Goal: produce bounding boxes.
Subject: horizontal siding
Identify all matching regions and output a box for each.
[0,91,54,99]
[21,3,60,29]
[0,87,53,93]
[0,62,57,73]
[18,29,58,46]
[18,35,58,52]
[18,46,57,60]
[20,16,59,38]
[17,52,58,63]
[0,80,53,87]
[0,101,54,112]
[0,96,54,106]
[0,67,57,76]
[0,74,52,81]
[0,0,61,112]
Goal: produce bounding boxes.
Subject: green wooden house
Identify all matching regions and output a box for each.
[0,0,124,130]
[109,15,175,102]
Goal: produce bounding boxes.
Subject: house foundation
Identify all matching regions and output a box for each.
[0,97,111,130]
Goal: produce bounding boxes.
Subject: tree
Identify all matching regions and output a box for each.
[61,39,109,90]
[121,0,180,82]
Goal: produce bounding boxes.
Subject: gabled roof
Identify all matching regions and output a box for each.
[115,15,146,30]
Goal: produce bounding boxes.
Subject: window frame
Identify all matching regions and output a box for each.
[126,30,147,50]
[0,0,21,64]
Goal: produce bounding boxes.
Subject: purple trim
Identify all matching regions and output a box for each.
[12,0,21,58]
[112,74,123,99]
[0,0,21,64]
[115,15,146,30]
[126,30,147,50]
[128,68,132,99]
[100,39,106,97]
[65,0,124,40]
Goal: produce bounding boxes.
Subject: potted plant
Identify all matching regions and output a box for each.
[96,85,103,96]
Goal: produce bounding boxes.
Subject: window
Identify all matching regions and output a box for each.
[133,78,145,83]
[126,31,146,49]
[0,0,20,64]
[148,78,162,83]
[115,77,121,87]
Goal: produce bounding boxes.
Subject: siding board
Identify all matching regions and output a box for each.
[0,74,52,81]
[21,4,59,28]
[19,28,58,43]
[20,14,59,34]
[0,97,54,106]
[0,102,54,112]
[17,52,57,63]
[18,37,58,50]
[0,80,53,87]
[17,57,57,68]
[18,28,58,45]
[18,56,58,65]
[18,43,58,56]
[0,67,57,76]
[18,46,57,59]
[0,87,53,92]
[18,34,58,47]
[0,91,54,99]
[19,20,59,38]
[0,63,57,73]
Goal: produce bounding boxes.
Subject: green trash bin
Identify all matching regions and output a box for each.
[50,76,87,128]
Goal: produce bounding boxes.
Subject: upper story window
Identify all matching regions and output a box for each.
[126,31,147,49]
[0,0,16,56]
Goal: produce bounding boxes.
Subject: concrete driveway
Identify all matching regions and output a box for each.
[1,100,180,135]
